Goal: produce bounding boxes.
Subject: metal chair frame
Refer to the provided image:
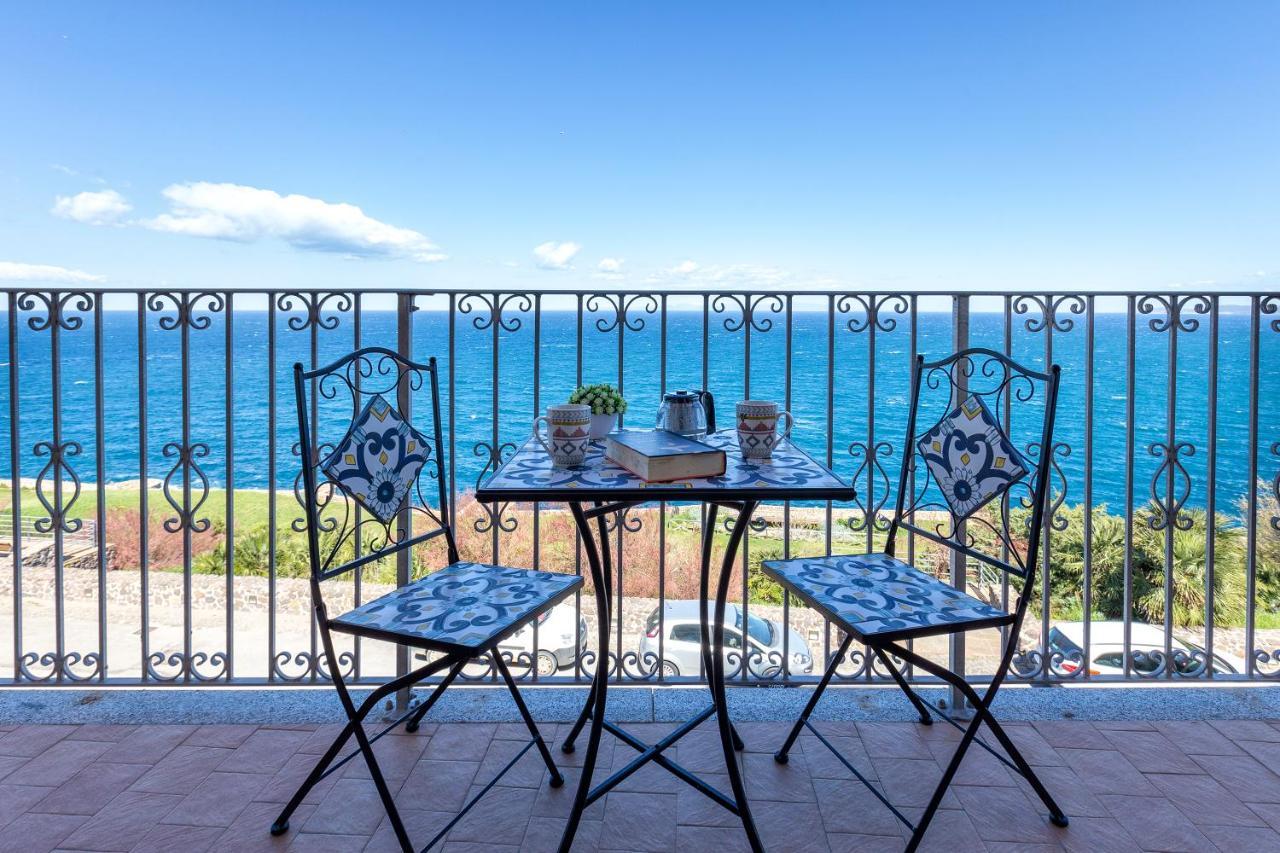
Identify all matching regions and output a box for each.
[771,347,1067,852]
[269,346,566,853]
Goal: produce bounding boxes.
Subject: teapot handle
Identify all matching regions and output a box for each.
[699,390,716,434]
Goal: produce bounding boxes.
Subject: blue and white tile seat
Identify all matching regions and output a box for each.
[330,561,582,654]
[761,552,1011,643]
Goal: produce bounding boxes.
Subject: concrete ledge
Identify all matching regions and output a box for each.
[3,683,1280,725]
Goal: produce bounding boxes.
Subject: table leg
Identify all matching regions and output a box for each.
[558,501,612,853]
[709,500,765,852]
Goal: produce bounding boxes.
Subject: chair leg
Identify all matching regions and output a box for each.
[405,656,467,733]
[561,676,595,754]
[493,651,564,787]
[873,647,933,725]
[775,632,853,764]
[888,642,1070,848]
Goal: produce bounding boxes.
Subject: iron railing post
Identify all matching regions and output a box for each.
[395,291,414,710]
[949,294,970,713]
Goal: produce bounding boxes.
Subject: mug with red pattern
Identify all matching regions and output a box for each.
[533,403,592,467]
[735,400,794,459]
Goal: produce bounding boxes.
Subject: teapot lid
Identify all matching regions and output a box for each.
[663,390,701,403]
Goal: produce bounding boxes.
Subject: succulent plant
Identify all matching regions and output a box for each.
[569,383,627,416]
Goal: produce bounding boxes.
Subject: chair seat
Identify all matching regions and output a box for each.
[330,561,582,654]
[762,552,1011,642]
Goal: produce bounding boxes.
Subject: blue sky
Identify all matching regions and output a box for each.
[1,3,1277,295]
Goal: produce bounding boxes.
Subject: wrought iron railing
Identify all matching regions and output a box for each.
[0,287,1277,687]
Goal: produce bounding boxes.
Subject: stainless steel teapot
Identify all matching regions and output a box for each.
[655,389,716,438]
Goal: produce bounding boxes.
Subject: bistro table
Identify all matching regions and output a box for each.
[477,429,856,852]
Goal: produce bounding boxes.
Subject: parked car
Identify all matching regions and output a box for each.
[1048,620,1244,676]
[415,601,587,676]
[639,600,813,678]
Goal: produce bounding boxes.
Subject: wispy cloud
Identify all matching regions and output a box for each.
[533,241,581,270]
[650,259,792,287]
[52,189,132,225]
[142,182,446,262]
[0,261,105,283]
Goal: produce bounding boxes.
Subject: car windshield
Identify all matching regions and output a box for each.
[735,610,774,646]
[1048,628,1082,657]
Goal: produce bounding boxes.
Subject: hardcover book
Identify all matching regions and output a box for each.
[604,429,726,482]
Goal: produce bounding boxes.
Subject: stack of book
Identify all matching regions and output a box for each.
[603,429,726,482]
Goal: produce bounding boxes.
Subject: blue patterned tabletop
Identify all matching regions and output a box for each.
[477,430,856,503]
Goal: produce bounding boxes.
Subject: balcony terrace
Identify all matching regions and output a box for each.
[0,286,1278,852]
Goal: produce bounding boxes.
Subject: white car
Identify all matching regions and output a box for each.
[1048,620,1243,677]
[639,600,813,678]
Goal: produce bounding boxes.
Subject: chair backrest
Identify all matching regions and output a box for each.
[886,347,1061,608]
[293,347,458,595]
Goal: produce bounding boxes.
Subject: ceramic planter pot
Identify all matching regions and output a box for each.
[589,413,619,439]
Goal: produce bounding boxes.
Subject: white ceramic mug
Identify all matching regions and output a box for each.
[735,400,794,459]
[533,403,592,467]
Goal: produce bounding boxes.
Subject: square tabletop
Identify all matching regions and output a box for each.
[476,430,857,504]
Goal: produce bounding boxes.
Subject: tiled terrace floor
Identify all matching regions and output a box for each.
[0,717,1278,852]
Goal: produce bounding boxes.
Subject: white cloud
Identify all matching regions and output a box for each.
[145,182,446,262]
[0,261,105,283]
[52,189,132,225]
[597,257,623,273]
[533,241,581,270]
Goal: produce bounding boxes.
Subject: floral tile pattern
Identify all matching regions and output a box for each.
[321,393,432,524]
[762,552,1009,640]
[480,430,853,502]
[330,561,582,650]
[916,394,1029,519]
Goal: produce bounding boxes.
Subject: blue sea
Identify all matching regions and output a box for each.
[0,307,1274,517]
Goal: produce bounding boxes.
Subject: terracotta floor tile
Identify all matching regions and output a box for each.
[1199,823,1280,850]
[10,740,111,788]
[0,783,58,827]
[1145,771,1267,827]
[824,832,906,852]
[58,790,183,852]
[162,770,271,826]
[1191,752,1280,803]
[597,791,677,852]
[0,726,77,758]
[1154,720,1244,756]
[29,762,149,816]
[400,758,481,812]
[522,815,603,853]
[1099,793,1218,853]
[1100,729,1204,774]
[286,832,370,852]
[363,808,458,853]
[127,745,232,795]
[1057,747,1158,796]
[131,822,225,853]
[798,734,875,781]
[1056,815,1143,853]
[0,755,29,783]
[212,801,318,853]
[743,750,816,802]
[446,783,536,846]
[301,777,399,836]
[97,726,196,765]
[218,728,313,775]
[183,723,260,749]
[857,722,934,760]
[950,784,1061,844]
[814,778,906,837]
[0,812,87,853]
[1209,719,1280,743]
[63,725,138,744]
[422,724,496,762]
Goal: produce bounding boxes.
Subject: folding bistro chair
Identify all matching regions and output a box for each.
[271,347,579,852]
[763,348,1067,852]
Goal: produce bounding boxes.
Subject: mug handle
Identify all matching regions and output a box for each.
[533,415,552,453]
[777,411,794,443]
